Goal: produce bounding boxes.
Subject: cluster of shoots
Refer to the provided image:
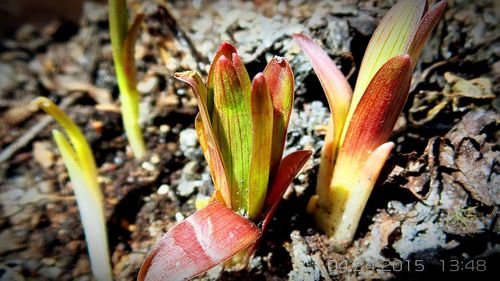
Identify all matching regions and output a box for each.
[32,0,446,279]
[295,0,446,251]
[32,98,112,281]
[108,0,146,158]
[138,43,312,280]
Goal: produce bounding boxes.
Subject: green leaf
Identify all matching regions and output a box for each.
[109,0,146,158]
[231,52,252,100]
[207,42,238,116]
[263,56,294,180]
[175,72,231,207]
[248,73,273,220]
[108,0,128,59]
[213,55,253,214]
[119,13,146,158]
[138,201,262,281]
[33,97,112,281]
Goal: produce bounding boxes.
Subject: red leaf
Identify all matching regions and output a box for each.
[262,150,312,230]
[263,57,295,180]
[292,33,352,139]
[138,201,261,281]
[207,42,238,88]
[409,1,447,68]
[339,55,412,167]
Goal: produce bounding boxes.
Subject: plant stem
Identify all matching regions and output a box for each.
[108,0,146,158]
[315,181,372,253]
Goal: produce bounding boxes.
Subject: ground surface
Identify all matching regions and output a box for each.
[0,0,499,280]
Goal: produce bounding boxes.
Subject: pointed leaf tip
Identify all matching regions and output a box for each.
[208,42,238,87]
[349,0,425,119]
[217,42,238,56]
[138,201,261,281]
[263,56,295,179]
[292,33,352,116]
[409,1,446,67]
[232,52,251,95]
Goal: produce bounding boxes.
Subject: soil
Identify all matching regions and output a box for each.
[0,0,499,280]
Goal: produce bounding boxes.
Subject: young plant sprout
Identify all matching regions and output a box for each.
[138,42,312,280]
[32,97,112,281]
[294,0,446,252]
[108,0,146,158]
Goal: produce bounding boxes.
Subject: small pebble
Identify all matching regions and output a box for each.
[175,212,185,222]
[157,184,171,195]
[177,181,197,197]
[159,124,170,134]
[150,154,160,164]
[33,141,55,169]
[137,76,159,94]
[141,162,155,172]
[39,266,63,279]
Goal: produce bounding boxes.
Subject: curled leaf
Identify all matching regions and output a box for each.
[175,71,231,207]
